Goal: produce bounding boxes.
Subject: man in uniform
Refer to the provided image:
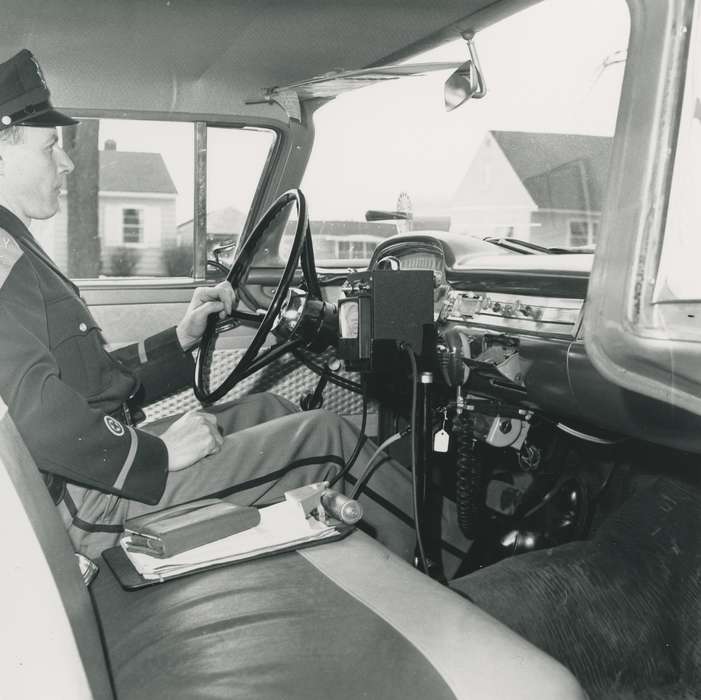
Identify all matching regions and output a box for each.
[0,49,421,559]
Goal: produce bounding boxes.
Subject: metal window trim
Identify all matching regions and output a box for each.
[205,122,284,258]
[193,121,208,280]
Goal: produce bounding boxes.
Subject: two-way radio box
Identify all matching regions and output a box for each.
[337,269,434,371]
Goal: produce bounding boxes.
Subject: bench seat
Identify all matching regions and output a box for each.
[0,400,584,699]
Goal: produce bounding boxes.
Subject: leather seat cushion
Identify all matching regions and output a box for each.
[91,537,456,700]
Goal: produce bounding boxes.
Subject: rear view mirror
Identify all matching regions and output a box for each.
[213,240,237,269]
[444,34,486,111]
[444,61,480,110]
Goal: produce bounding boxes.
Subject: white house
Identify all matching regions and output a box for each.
[177,206,247,258]
[32,141,177,276]
[451,131,612,248]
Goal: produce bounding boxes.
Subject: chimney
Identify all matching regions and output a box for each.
[104,139,117,151]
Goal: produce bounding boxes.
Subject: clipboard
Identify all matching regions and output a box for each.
[102,482,361,590]
[103,525,353,590]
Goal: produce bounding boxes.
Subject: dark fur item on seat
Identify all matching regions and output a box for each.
[450,477,701,700]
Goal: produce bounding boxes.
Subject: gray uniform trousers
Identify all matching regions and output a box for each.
[59,392,468,567]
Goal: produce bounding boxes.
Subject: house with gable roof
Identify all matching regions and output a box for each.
[177,205,247,259]
[451,131,612,248]
[31,139,178,276]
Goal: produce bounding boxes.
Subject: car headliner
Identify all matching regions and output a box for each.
[1,0,539,119]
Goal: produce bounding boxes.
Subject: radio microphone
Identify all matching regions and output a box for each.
[320,490,363,525]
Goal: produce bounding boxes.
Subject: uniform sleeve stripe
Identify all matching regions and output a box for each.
[137,340,147,364]
[113,426,138,490]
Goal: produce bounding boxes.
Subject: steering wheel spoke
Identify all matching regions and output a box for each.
[238,338,307,381]
[213,309,264,335]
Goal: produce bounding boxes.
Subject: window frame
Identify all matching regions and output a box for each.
[585,0,701,413]
[61,111,284,294]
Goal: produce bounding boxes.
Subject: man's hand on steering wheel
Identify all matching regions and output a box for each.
[176,281,238,351]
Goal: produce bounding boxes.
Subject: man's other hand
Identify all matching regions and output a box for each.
[161,410,224,471]
[176,281,236,351]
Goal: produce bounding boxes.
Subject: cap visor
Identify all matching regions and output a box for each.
[21,108,79,128]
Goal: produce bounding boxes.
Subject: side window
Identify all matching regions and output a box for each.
[30,119,276,280]
[205,126,276,263]
[174,126,276,271]
[654,13,701,306]
[297,0,629,267]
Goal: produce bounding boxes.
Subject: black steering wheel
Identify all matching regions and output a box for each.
[193,189,322,405]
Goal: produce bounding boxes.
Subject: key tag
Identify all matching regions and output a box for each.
[433,410,450,453]
[434,429,450,453]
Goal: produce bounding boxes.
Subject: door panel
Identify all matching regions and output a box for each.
[140,347,368,425]
[83,282,371,430]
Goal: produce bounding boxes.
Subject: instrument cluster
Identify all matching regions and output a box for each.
[375,249,447,291]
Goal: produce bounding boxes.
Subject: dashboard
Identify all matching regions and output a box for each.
[372,233,588,340]
[439,290,583,339]
[369,233,701,453]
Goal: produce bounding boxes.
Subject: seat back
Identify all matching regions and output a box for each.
[0,398,114,699]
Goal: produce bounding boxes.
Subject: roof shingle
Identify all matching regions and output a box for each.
[491,131,612,211]
[99,151,177,195]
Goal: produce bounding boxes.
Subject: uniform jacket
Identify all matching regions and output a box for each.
[0,206,193,505]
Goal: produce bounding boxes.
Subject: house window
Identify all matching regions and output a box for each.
[336,240,377,259]
[591,221,600,244]
[122,208,143,244]
[569,219,598,247]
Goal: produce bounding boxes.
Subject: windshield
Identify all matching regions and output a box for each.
[296,0,629,267]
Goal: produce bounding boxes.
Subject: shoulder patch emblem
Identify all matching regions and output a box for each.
[0,229,23,290]
[104,415,126,437]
